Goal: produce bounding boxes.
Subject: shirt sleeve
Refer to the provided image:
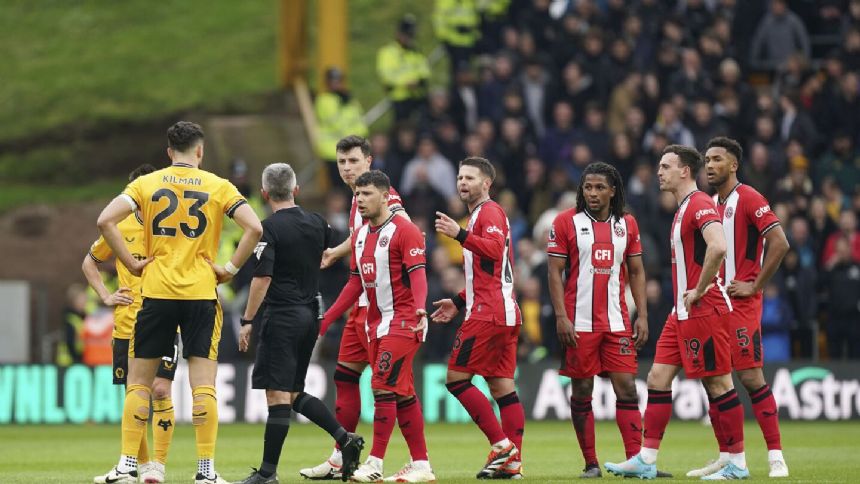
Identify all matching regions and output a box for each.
[625,214,643,257]
[546,212,571,258]
[745,190,780,235]
[253,221,276,278]
[401,224,427,272]
[221,180,248,218]
[461,205,506,261]
[387,187,404,213]
[89,236,113,263]
[691,194,722,233]
[349,231,360,276]
[121,177,144,211]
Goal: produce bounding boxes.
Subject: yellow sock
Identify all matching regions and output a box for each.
[137,421,150,464]
[152,397,175,464]
[121,384,151,457]
[192,385,218,459]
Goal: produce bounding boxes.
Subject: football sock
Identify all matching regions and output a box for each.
[496,392,525,460]
[137,421,150,465]
[192,385,218,477]
[371,393,397,460]
[446,380,507,445]
[708,397,729,453]
[259,404,291,478]
[615,399,642,459]
[396,396,429,461]
[294,392,348,447]
[570,396,597,465]
[643,389,672,452]
[749,384,782,451]
[121,384,151,460]
[152,397,175,464]
[715,389,745,457]
[334,364,362,447]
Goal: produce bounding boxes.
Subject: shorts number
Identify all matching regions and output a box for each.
[378,351,392,372]
[619,337,632,355]
[151,189,210,238]
[684,338,701,359]
[736,328,750,347]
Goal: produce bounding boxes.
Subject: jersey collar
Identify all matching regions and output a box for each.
[717,182,742,205]
[171,163,194,168]
[678,189,699,208]
[469,198,491,214]
[369,213,396,233]
[583,209,612,223]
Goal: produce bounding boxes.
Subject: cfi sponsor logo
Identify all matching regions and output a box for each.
[695,208,717,220]
[409,247,425,256]
[725,206,734,219]
[755,205,771,218]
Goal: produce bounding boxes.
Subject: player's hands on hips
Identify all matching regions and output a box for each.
[127,257,153,277]
[556,315,578,347]
[206,259,234,284]
[104,287,134,306]
[728,280,756,298]
[320,248,337,269]
[431,298,457,323]
[434,212,461,239]
[238,324,252,352]
[632,315,649,351]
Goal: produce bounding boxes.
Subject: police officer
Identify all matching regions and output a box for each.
[234,163,364,484]
[377,14,430,122]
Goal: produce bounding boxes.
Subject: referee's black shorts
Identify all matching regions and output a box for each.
[252,303,319,392]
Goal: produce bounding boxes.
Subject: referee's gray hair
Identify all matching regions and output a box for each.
[262,163,296,201]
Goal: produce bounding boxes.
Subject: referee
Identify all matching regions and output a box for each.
[235,163,364,484]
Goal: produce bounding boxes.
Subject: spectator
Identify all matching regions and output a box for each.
[377,14,430,121]
[778,91,818,151]
[433,0,480,79]
[401,135,457,200]
[608,132,638,181]
[821,209,860,266]
[669,48,714,102]
[314,67,368,188]
[478,54,516,121]
[643,102,695,151]
[575,103,610,162]
[778,249,818,358]
[519,56,551,138]
[539,100,576,167]
[815,131,860,193]
[369,132,401,183]
[760,283,794,362]
[449,61,480,134]
[750,0,811,70]
[607,72,642,135]
[551,60,598,125]
[58,283,88,366]
[689,98,725,150]
[822,236,860,359]
[788,216,817,269]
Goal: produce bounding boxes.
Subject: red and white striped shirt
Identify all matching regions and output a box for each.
[351,214,427,340]
[671,190,732,320]
[456,199,521,326]
[547,209,642,332]
[349,186,403,307]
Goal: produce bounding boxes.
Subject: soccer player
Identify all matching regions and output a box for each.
[234,163,364,484]
[85,164,179,484]
[685,137,790,478]
[319,170,435,483]
[303,135,410,481]
[95,121,263,484]
[432,157,525,479]
[605,145,749,480]
[546,162,649,479]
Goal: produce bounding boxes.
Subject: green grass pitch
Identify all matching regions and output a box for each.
[0,421,857,483]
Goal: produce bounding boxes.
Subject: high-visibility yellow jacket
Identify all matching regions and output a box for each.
[314,91,368,161]
[478,0,510,20]
[434,0,480,47]
[376,42,430,102]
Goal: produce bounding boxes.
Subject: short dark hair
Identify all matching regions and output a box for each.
[129,164,156,182]
[459,156,496,182]
[576,162,627,219]
[662,144,703,175]
[336,135,371,156]
[167,121,204,152]
[706,136,743,163]
[355,170,391,191]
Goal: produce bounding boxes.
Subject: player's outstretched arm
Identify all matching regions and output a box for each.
[97,196,150,276]
[319,275,363,335]
[548,254,577,347]
[213,203,263,283]
[321,237,352,269]
[684,222,726,312]
[626,254,649,350]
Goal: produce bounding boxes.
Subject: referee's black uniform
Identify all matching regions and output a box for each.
[252,206,332,392]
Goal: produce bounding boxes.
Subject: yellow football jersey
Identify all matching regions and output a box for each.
[121,163,246,300]
[89,213,146,339]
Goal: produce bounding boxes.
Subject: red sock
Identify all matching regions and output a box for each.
[615,399,642,458]
[334,364,362,433]
[643,389,672,450]
[749,384,782,450]
[714,389,745,453]
[708,398,729,453]
[446,380,506,445]
[396,396,428,461]
[370,393,397,459]
[496,392,525,460]
[570,396,597,466]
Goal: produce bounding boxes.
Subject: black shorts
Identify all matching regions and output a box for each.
[252,304,319,392]
[132,298,223,361]
[112,336,179,385]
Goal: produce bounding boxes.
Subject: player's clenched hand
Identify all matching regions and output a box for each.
[632,315,649,351]
[104,287,134,307]
[206,259,233,284]
[411,309,428,333]
[728,280,756,298]
[431,298,457,323]
[434,212,461,239]
[320,248,337,269]
[127,257,153,277]
[556,315,578,347]
[238,324,252,352]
